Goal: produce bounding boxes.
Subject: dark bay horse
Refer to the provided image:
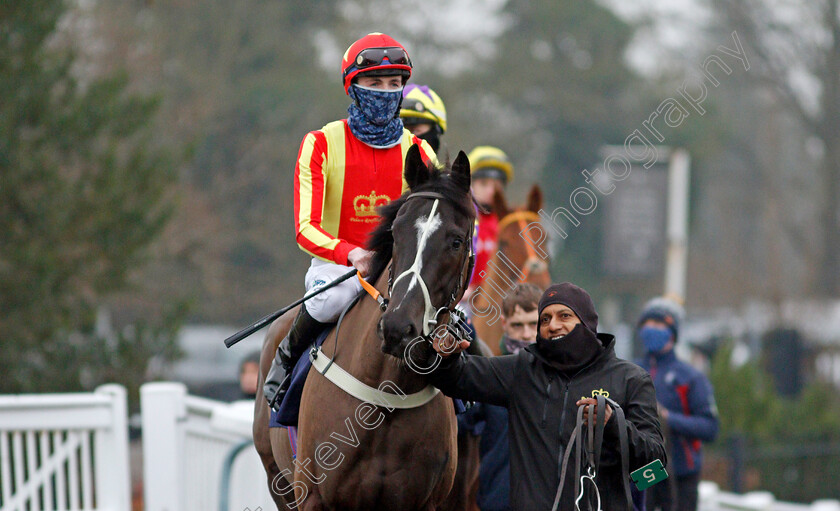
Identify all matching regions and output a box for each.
[253,146,476,510]
[471,184,552,355]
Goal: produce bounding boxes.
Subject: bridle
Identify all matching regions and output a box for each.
[386,191,475,337]
[309,189,474,410]
[496,210,546,283]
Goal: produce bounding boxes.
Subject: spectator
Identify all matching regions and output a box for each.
[635,296,719,511]
[239,350,261,400]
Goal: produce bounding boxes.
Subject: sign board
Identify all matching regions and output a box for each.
[602,158,668,278]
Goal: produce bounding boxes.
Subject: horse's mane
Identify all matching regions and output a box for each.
[367,163,474,283]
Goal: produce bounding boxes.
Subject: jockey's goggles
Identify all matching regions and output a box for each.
[350,47,411,71]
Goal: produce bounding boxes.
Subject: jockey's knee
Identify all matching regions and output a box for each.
[306,283,359,323]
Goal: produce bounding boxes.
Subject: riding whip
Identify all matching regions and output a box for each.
[223,268,358,348]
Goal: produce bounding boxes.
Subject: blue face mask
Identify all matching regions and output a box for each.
[639,326,672,353]
[349,84,403,125]
[347,84,405,148]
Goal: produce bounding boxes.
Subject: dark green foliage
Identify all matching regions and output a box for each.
[119,0,348,324]
[0,0,183,393]
[708,341,840,500]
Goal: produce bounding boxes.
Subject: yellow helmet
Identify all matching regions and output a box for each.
[400,84,447,134]
[468,146,514,184]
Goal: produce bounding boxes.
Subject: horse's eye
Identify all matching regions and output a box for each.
[451,238,463,250]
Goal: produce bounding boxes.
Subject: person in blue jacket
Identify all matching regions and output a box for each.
[635,297,719,511]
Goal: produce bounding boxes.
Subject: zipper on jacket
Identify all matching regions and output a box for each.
[555,381,573,478]
[540,375,554,428]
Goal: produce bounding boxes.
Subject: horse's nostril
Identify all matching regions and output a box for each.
[382,314,418,345]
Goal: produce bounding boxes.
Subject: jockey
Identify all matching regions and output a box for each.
[263,33,436,410]
[399,84,447,154]
[467,146,514,290]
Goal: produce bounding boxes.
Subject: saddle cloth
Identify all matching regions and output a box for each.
[270,330,331,428]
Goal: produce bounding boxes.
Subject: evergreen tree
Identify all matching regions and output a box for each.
[453,0,643,291]
[0,0,181,393]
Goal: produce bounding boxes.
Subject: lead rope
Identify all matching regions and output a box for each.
[553,395,631,511]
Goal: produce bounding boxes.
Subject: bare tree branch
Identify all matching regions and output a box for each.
[715,0,824,133]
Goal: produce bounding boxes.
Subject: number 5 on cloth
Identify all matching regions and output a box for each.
[630,459,668,491]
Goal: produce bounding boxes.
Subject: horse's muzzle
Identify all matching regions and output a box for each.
[379,313,419,357]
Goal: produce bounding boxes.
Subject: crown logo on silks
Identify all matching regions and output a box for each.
[354,190,391,217]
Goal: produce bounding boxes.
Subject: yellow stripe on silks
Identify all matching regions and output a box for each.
[297,130,340,259]
[321,121,346,238]
[296,132,318,233]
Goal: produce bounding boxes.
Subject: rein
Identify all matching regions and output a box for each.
[496,210,544,283]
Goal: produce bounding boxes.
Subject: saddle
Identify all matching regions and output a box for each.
[551,394,633,511]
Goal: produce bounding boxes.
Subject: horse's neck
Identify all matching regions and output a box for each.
[483,251,518,292]
[323,266,429,394]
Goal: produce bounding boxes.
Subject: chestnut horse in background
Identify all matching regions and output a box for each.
[252,147,476,511]
[470,185,552,355]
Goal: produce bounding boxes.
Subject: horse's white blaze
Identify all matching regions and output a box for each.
[406,211,441,293]
[390,199,442,334]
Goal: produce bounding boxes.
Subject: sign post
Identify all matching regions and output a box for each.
[599,146,691,351]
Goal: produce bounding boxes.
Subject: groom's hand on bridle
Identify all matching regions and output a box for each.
[431,330,470,357]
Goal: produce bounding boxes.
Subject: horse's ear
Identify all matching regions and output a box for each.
[492,185,509,219]
[405,144,430,190]
[450,150,471,193]
[526,184,543,213]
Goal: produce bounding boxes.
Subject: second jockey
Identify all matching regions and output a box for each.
[263,33,436,410]
[467,146,514,291]
[400,84,447,154]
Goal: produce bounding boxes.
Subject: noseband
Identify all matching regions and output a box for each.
[388,191,474,337]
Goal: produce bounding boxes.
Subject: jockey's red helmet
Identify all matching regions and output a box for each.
[342,33,412,95]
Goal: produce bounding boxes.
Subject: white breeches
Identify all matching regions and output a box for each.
[303,258,364,323]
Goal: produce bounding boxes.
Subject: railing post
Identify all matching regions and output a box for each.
[93,384,131,511]
[729,433,746,493]
[141,382,188,511]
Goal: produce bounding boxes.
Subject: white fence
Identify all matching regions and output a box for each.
[4,383,840,511]
[0,384,131,511]
[140,382,275,511]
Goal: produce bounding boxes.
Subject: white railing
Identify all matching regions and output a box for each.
[7,382,837,511]
[0,384,131,511]
[140,382,275,511]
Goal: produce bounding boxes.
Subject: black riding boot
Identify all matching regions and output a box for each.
[263,306,327,411]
